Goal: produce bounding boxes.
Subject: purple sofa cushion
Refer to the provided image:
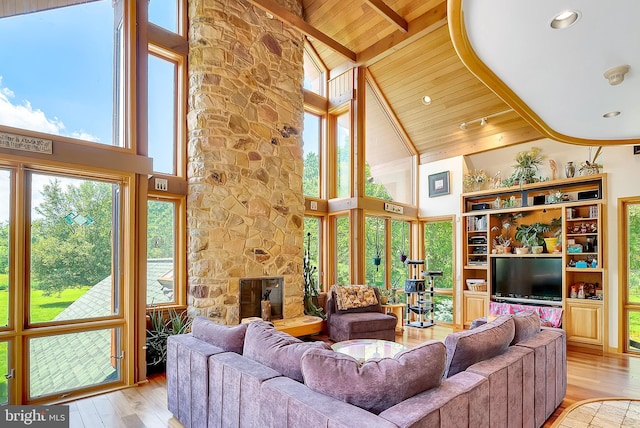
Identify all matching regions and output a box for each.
[511,311,541,345]
[301,340,446,414]
[191,316,248,354]
[444,314,514,378]
[243,321,331,382]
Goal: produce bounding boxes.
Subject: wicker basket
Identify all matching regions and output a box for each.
[466,279,487,292]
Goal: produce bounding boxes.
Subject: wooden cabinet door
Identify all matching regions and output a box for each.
[566,302,602,345]
[463,293,487,327]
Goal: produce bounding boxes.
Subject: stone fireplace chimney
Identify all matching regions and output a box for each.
[187,0,305,324]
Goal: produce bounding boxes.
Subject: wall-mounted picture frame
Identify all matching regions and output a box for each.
[428,171,450,197]
[634,145,640,155]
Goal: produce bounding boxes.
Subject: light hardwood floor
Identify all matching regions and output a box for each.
[67,325,640,427]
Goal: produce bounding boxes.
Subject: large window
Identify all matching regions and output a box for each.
[365,216,386,287]
[29,173,120,324]
[335,113,351,198]
[148,0,180,34]
[304,216,322,291]
[148,53,178,175]
[621,199,640,353]
[424,218,455,324]
[0,1,122,147]
[335,216,350,284]
[303,112,322,198]
[303,49,325,96]
[147,199,177,305]
[364,82,413,204]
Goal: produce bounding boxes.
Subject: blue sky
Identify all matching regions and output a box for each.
[0,1,177,221]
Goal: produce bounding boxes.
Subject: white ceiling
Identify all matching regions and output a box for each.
[460,0,639,142]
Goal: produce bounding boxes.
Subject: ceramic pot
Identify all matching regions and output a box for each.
[515,247,529,254]
[565,162,575,178]
[544,237,559,253]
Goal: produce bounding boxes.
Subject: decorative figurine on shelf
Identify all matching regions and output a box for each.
[578,284,585,299]
[261,289,272,322]
[549,159,558,180]
[570,285,578,298]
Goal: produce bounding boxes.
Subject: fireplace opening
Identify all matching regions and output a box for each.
[239,277,283,321]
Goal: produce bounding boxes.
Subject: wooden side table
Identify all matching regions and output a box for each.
[381,304,405,333]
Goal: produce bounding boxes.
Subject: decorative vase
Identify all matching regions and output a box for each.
[565,162,575,178]
[515,247,529,254]
[532,245,544,254]
[261,300,271,322]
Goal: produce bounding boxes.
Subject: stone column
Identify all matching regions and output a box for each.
[187,0,305,324]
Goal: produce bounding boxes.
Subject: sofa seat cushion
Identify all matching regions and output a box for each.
[191,316,248,354]
[333,285,379,311]
[511,310,541,345]
[243,320,331,382]
[331,312,397,334]
[444,314,515,378]
[301,340,446,414]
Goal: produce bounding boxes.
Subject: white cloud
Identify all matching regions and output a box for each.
[0,76,100,142]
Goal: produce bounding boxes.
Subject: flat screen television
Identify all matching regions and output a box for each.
[491,257,562,302]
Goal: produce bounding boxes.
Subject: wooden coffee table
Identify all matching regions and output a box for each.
[331,339,407,363]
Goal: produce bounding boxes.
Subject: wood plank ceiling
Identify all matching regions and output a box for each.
[299,0,543,163]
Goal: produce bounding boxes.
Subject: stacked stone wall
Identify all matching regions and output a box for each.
[187,0,305,324]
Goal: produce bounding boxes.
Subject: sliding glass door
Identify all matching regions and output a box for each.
[622,199,640,353]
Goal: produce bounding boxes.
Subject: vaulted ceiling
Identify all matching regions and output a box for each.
[251,0,638,164]
[287,0,543,163]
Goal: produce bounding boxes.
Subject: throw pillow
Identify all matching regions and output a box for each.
[301,340,445,414]
[511,311,541,345]
[444,314,514,378]
[243,321,331,382]
[332,285,378,311]
[191,316,248,354]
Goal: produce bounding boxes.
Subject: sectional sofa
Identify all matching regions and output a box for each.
[166,313,566,428]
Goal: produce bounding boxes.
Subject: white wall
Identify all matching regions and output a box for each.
[419,138,640,350]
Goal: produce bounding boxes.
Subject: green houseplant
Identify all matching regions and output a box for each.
[510,147,544,185]
[515,222,550,253]
[146,307,192,372]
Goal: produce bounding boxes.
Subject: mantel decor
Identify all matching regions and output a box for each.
[428,171,450,197]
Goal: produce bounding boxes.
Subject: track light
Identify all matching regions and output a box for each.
[459,110,512,131]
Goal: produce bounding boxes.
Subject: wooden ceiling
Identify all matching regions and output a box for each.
[251,0,543,163]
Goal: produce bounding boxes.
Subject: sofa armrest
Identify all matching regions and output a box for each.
[260,377,397,428]
[378,371,489,428]
[167,334,225,428]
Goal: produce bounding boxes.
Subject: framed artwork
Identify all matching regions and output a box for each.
[634,145,640,155]
[428,171,450,197]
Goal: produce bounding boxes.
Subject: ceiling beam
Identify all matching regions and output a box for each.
[357,2,447,66]
[364,0,408,33]
[246,0,357,62]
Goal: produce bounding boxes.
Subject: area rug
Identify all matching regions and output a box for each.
[551,398,640,427]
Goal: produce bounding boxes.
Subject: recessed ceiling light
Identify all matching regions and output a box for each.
[550,10,580,29]
[603,111,620,118]
[421,95,432,106]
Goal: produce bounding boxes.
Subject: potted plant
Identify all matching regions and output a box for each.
[515,222,550,254]
[463,169,489,192]
[146,306,192,373]
[543,217,563,253]
[510,147,544,185]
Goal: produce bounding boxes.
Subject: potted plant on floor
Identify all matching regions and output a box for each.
[146,306,192,374]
